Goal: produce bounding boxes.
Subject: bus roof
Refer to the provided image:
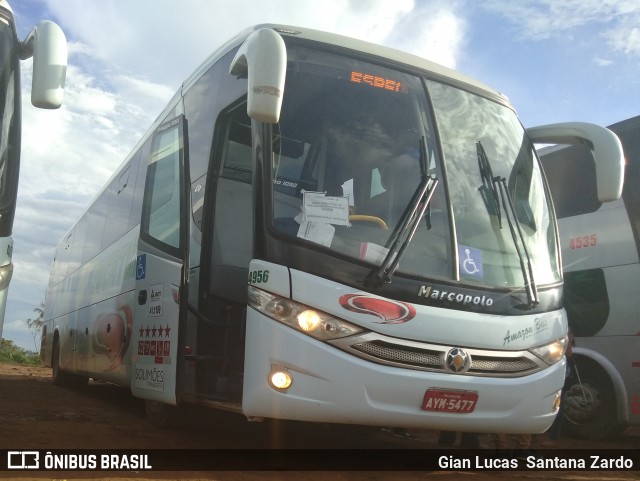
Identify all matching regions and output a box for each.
[0,1,12,13]
[185,24,510,106]
[608,114,640,134]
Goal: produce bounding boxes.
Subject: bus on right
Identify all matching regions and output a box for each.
[539,115,640,440]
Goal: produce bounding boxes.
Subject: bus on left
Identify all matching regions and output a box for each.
[0,0,66,336]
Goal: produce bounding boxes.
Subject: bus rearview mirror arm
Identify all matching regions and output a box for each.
[229,28,287,124]
[528,122,624,202]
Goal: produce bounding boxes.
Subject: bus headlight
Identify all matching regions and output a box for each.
[297,309,321,332]
[248,286,365,341]
[529,336,567,365]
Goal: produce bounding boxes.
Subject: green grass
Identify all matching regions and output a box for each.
[0,339,41,366]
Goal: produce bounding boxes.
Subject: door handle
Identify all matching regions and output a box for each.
[138,289,147,305]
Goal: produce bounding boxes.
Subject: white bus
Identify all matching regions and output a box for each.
[539,115,639,439]
[40,25,624,434]
[0,0,66,336]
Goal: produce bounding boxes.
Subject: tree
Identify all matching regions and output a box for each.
[25,302,45,352]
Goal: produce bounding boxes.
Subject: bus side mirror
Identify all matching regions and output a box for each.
[19,20,67,109]
[527,122,624,202]
[229,28,287,124]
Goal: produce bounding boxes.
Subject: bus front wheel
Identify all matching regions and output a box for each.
[145,400,184,428]
[562,360,624,440]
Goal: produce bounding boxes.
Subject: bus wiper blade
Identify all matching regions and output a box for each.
[477,141,502,228]
[495,176,539,308]
[477,141,538,308]
[365,174,438,288]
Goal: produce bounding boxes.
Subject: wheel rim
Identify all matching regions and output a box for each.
[563,383,602,425]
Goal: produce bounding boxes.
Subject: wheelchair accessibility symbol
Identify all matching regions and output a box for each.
[136,254,146,280]
[458,245,483,279]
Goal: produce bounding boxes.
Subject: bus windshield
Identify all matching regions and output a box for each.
[269,45,561,291]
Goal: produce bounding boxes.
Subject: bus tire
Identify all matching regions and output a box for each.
[145,400,184,428]
[51,338,88,388]
[561,359,623,440]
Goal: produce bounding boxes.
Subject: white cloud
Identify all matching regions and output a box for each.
[605,19,640,57]
[479,0,640,65]
[594,57,614,67]
[390,2,467,68]
[41,0,467,83]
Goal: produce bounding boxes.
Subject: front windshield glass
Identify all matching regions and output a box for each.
[427,80,561,288]
[269,45,560,290]
[271,46,451,280]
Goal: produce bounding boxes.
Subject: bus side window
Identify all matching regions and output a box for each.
[129,138,152,231]
[81,193,108,264]
[219,103,252,184]
[564,268,609,337]
[540,144,601,219]
[140,116,186,259]
[208,103,253,303]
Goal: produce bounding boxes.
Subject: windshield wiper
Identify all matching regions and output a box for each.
[476,141,539,308]
[366,174,438,288]
[477,141,502,228]
[496,176,539,308]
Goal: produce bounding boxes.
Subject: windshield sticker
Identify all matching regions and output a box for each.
[297,221,335,247]
[360,242,390,264]
[339,294,416,324]
[341,179,355,206]
[458,245,484,280]
[302,191,350,226]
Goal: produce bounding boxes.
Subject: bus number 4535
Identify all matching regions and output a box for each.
[569,234,597,250]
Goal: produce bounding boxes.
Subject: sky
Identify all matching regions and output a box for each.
[3,0,640,351]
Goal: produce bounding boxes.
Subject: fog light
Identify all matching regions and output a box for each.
[270,370,292,391]
[553,390,562,412]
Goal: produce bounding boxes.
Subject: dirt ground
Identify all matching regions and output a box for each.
[0,362,638,481]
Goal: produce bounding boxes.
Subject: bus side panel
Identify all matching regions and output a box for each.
[74,290,135,385]
[559,200,638,274]
[45,231,139,385]
[600,263,640,336]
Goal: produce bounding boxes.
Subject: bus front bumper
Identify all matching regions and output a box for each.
[242,312,566,434]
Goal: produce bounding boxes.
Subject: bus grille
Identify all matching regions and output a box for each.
[335,337,545,378]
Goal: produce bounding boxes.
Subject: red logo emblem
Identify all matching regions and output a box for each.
[339,294,416,324]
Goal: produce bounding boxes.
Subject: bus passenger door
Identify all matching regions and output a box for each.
[132,115,189,406]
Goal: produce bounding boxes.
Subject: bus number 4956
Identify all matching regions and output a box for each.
[249,270,270,284]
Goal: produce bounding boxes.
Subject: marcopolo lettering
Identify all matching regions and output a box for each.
[417,286,494,307]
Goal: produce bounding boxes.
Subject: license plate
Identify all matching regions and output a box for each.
[421,389,478,413]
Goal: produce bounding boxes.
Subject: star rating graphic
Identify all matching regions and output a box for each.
[138,324,171,339]
[137,322,172,357]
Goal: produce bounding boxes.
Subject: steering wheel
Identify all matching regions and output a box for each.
[349,214,388,230]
